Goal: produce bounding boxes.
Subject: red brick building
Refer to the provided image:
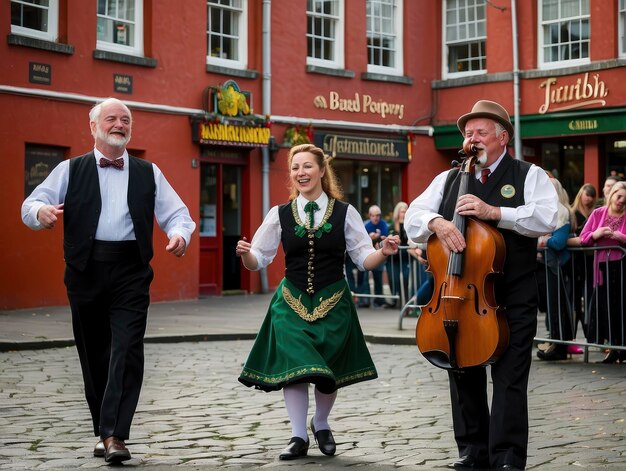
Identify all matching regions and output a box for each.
[3,1,626,309]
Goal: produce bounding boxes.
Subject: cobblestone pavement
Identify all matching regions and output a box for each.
[0,340,624,470]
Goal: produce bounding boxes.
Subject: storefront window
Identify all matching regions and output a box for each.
[541,140,584,201]
[605,134,626,180]
[333,159,402,222]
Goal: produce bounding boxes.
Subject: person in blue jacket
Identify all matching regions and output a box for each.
[536,177,575,361]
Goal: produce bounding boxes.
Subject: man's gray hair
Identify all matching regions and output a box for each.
[89,97,131,122]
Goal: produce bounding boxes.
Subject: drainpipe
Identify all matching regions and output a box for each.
[511,0,523,160]
[259,0,271,293]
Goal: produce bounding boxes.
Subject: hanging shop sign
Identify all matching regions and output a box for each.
[314,132,409,162]
[194,121,271,147]
[313,91,405,120]
[538,72,608,114]
[194,80,270,147]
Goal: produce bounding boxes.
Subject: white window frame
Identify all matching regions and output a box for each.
[617,0,626,58]
[96,0,144,57]
[206,0,248,70]
[306,0,345,69]
[366,0,403,76]
[442,0,487,80]
[11,0,59,42]
[538,0,590,69]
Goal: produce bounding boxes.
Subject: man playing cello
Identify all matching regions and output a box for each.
[405,100,557,470]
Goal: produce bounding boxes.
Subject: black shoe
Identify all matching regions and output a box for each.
[448,455,489,469]
[310,418,336,456]
[536,344,568,361]
[597,349,619,364]
[498,465,524,470]
[278,437,309,460]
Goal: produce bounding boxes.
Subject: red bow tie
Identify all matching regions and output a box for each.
[99,157,124,170]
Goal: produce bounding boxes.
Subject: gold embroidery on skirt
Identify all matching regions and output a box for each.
[282,286,345,322]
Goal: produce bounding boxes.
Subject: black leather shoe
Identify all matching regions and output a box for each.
[597,349,619,364]
[278,437,309,460]
[310,418,336,456]
[498,465,523,470]
[536,344,568,361]
[448,455,489,469]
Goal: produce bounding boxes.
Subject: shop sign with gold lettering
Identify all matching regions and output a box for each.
[313,91,405,120]
[195,122,271,147]
[314,133,408,162]
[538,72,608,114]
[196,80,270,147]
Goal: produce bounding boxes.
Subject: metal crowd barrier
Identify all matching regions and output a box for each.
[534,245,626,361]
[390,245,626,362]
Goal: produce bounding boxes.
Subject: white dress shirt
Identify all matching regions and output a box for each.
[21,149,196,246]
[249,192,376,271]
[405,152,558,244]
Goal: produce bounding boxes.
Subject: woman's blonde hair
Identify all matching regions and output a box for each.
[287,144,344,200]
[550,178,575,229]
[392,201,408,222]
[606,181,626,212]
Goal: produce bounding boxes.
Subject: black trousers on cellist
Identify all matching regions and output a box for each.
[64,241,153,440]
[448,273,538,470]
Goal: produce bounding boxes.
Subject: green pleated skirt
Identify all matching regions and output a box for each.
[238,277,378,393]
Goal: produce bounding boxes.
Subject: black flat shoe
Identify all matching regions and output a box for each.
[597,349,619,364]
[278,437,309,460]
[536,344,568,361]
[448,455,489,469]
[310,418,336,456]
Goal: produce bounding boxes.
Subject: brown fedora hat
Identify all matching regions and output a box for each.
[457,100,514,140]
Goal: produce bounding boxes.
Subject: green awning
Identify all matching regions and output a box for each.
[434,106,626,149]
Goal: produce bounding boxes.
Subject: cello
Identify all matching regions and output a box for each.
[415,142,509,370]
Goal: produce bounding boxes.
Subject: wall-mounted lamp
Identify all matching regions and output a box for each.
[268,136,279,161]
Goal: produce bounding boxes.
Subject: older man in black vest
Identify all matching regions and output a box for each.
[405,100,557,470]
[22,98,195,463]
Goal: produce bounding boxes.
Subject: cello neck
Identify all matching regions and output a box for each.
[448,154,476,276]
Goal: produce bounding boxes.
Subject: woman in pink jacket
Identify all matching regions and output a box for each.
[579,181,626,363]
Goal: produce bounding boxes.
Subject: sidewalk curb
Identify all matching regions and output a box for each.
[0,333,416,352]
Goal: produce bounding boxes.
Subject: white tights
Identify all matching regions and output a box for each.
[282,383,337,440]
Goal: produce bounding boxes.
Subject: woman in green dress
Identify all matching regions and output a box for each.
[236,144,400,460]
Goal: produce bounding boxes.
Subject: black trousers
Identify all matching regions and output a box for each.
[448,273,537,469]
[64,243,153,439]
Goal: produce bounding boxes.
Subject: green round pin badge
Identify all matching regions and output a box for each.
[501,184,516,198]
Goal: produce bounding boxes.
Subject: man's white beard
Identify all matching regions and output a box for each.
[97,126,130,148]
[474,149,487,167]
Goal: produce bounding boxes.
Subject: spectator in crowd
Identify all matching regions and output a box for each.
[386,202,411,307]
[572,183,597,230]
[410,244,434,308]
[357,205,389,308]
[580,181,626,363]
[566,183,598,344]
[595,175,620,208]
[536,178,576,361]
